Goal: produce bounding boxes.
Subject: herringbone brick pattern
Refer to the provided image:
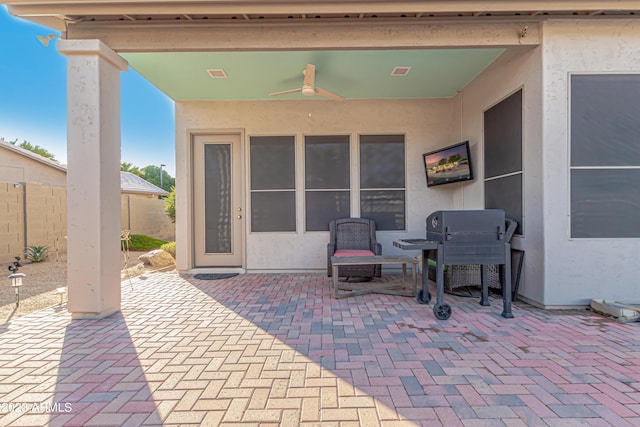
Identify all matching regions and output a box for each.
[1,272,639,426]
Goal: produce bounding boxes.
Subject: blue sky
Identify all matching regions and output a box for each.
[0,6,176,175]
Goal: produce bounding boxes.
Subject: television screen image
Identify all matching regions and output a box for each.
[423,141,474,187]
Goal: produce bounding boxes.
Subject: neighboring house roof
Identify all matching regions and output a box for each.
[120,171,169,196]
[0,138,67,173]
[0,139,169,196]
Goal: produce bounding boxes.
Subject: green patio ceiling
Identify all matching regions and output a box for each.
[122,49,505,101]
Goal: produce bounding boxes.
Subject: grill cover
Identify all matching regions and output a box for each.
[426,210,506,265]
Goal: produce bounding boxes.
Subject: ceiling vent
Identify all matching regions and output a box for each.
[391,66,411,76]
[207,69,228,78]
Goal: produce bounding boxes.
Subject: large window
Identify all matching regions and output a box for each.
[359,135,406,231]
[250,136,296,232]
[484,89,524,235]
[249,134,406,233]
[305,136,350,231]
[570,75,640,238]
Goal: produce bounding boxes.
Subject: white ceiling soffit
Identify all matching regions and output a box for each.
[7,1,640,30]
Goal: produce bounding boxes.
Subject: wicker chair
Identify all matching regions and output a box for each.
[428,218,518,293]
[327,218,382,280]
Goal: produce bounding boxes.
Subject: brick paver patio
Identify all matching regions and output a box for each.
[1,272,639,426]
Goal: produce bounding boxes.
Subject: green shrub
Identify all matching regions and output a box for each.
[26,245,49,262]
[164,187,176,223]
[160,241,176,258]
[128,235,168,251]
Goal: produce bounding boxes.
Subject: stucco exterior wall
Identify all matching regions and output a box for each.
[0,147,66,187]
[175,99,458,271]
[173,20,640,307]
[455,46,545,305]
[540,19,640,307]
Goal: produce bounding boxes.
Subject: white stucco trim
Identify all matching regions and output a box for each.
[57,39,128,72]
[65,20,541,53]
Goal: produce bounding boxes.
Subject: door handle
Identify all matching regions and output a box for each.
[237,215,242,219]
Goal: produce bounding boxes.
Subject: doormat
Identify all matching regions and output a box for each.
[194,273,239,280]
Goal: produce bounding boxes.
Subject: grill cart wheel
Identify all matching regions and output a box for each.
[416,289,431,304]
[433,303,452,320]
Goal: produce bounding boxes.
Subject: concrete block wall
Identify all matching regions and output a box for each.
[0,182,25,263]
[1,182,175,265]
[25,183,67,254]
[0,182,66,264]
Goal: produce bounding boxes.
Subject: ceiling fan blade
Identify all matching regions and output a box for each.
[303,64,315,89]
[315,87,345,101]
[269,88,302,97]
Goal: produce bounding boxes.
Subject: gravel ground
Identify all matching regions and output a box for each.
[0,251,161,323]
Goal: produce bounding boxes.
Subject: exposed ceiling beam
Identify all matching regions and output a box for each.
[65,19,540,52]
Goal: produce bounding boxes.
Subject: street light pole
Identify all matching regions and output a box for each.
[160,164,166,189]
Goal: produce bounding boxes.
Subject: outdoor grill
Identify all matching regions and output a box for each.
[394,209,513,320]
[427,209,506,265]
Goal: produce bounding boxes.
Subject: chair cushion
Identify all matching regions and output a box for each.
[334,249,376,257]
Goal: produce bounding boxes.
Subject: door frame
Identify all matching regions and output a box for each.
[190,130,245,270]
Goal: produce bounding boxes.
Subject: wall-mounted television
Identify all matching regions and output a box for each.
[423,141,474,187]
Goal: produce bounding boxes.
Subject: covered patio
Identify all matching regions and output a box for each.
[1,272,639,426]
[3,0,640,318]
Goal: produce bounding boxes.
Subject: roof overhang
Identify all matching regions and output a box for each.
[6,1,640,32]
[6,1,638,102]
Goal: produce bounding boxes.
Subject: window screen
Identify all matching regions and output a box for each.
[484,90,524,235]
[250,136,296,232]
[570,75,640,238]
[571,169,640,238]
[305,135,350,231]
[571,75,640,167]
[359,135,406,230]
[204,144,232,253]
[250,136,295,190]
[485,174,523,236]
[484,89,523,179]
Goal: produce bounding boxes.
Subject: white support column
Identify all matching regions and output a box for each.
[58,39,128,319]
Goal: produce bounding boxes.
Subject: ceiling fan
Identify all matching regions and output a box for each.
[270,64,345,101]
